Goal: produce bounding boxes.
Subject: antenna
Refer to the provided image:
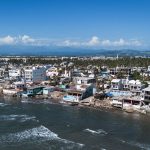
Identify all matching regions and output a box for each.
[117,54,119,60]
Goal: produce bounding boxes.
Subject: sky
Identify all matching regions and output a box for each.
[0,0,150,49]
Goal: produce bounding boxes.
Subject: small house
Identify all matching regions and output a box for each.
[43,87,55,95]
[23,86,45,97]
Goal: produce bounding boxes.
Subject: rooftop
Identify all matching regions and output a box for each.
[74,77,95,80]
[143,86,150,92]
[111,79,121,83]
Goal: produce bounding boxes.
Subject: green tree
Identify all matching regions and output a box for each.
[131,71,142,80]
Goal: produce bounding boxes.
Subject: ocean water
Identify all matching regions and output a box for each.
[0,98,150,150]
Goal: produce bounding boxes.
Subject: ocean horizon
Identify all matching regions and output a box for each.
[0,46,149,57]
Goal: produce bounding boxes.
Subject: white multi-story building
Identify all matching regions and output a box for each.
[111,79,122,90]
[148,66,150,72]
[9,69,21,79]
[142,86,150,103]
[46,67,58,77]
[24,67,32,81]
[24,66,46,83]
[128,80,145,96]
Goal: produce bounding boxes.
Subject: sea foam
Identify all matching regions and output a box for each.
[0,125,58,143]
[0,114,37,122]
[84,128,107,135]
[119,139,150,150]
[0,103,9,107]
[0,125,84,148]
[129,141,150,150]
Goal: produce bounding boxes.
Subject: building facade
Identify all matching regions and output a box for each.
[24,66,46,83]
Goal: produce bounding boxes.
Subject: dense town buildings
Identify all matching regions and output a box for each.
[0,56,150,114]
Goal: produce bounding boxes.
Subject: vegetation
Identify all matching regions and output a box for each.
[1,57,149,68]
[130,71,142,80]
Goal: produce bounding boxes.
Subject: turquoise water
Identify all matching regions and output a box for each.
[0,98,150,150]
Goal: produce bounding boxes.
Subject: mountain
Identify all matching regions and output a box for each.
[0,45,149,57]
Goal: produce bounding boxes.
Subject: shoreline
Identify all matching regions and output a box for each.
[1,95,149,117]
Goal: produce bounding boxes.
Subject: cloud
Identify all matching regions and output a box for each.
[101,40,111,46]
[112,38,142,47]
[19,35,35,44]
[61,40,80,47]
[58,36,142,48]
[130,39,142,46]
[0,35,15,45]
[88,36,100,46]
[0,35,36,45]
[0,35,143,48]
[113,38,126,46]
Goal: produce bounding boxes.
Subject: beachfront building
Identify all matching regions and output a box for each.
[63,76,96,103]
[108,78,131,97]
[111,96,141,109]
[109,79,145,97]
[22,86,45,97]
[142,86,150,103]
[122,79,129,90]
[43,87,55,95]
[128,80,145,96]
[24,66,46,83]
[2,81,26,96]
[63,84,96,103]
[11,81,26,90]
[108,90,132,97]
[122,97,142,111]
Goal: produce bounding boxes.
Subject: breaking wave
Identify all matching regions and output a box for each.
[0,125,58,143]
[0,125,84,149]
[84,128,107,135]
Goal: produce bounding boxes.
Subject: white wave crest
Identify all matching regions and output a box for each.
[0,125,84,148]
[0,114,37,122]
[0,103,9,107]
[60,138,84,148]
[0,125,58,143]
[119,139,150,150]
[129,141,150,150]
[84,128,107,135]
